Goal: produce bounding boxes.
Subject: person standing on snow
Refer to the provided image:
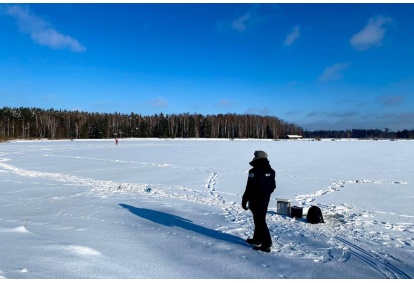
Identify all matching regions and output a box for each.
[242,150,276,253]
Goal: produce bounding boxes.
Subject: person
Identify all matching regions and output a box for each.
[242,150,276,253]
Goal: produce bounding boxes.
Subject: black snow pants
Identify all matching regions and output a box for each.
[250,199,272,248]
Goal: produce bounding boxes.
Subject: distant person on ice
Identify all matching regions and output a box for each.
[242,150,276,253]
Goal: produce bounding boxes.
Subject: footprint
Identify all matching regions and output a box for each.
[339,249,351,262]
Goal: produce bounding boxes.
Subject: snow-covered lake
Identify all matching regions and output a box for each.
[0,138,413,279]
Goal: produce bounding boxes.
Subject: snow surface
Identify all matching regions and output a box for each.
[0,138,413,279]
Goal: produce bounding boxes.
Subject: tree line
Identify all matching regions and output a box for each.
[303,128,414,140]
[1,107,412,141]
[0,107,303,140]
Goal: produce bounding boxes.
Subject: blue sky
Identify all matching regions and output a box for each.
[0,3,413,131]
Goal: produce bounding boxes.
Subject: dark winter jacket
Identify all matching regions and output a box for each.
[242,158,276,210]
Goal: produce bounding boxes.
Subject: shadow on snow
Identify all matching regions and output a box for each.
[119,203,248,247]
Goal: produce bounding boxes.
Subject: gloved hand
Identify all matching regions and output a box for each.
[242,200,248,210]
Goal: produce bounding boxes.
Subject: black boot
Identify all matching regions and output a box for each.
[253,245,271,253]
[246,238,261,246]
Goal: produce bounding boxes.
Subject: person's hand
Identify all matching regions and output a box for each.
[242,200,248,210]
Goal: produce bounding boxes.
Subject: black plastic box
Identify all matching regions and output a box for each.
[291,206,303,218]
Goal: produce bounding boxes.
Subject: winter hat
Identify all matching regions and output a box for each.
[253,150,268,161]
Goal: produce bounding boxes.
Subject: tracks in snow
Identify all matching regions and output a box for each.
[1,158,412,279]
[295,179,408,206]
[331,236,411,279]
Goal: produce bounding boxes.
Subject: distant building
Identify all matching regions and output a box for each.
[287,135,302,139]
